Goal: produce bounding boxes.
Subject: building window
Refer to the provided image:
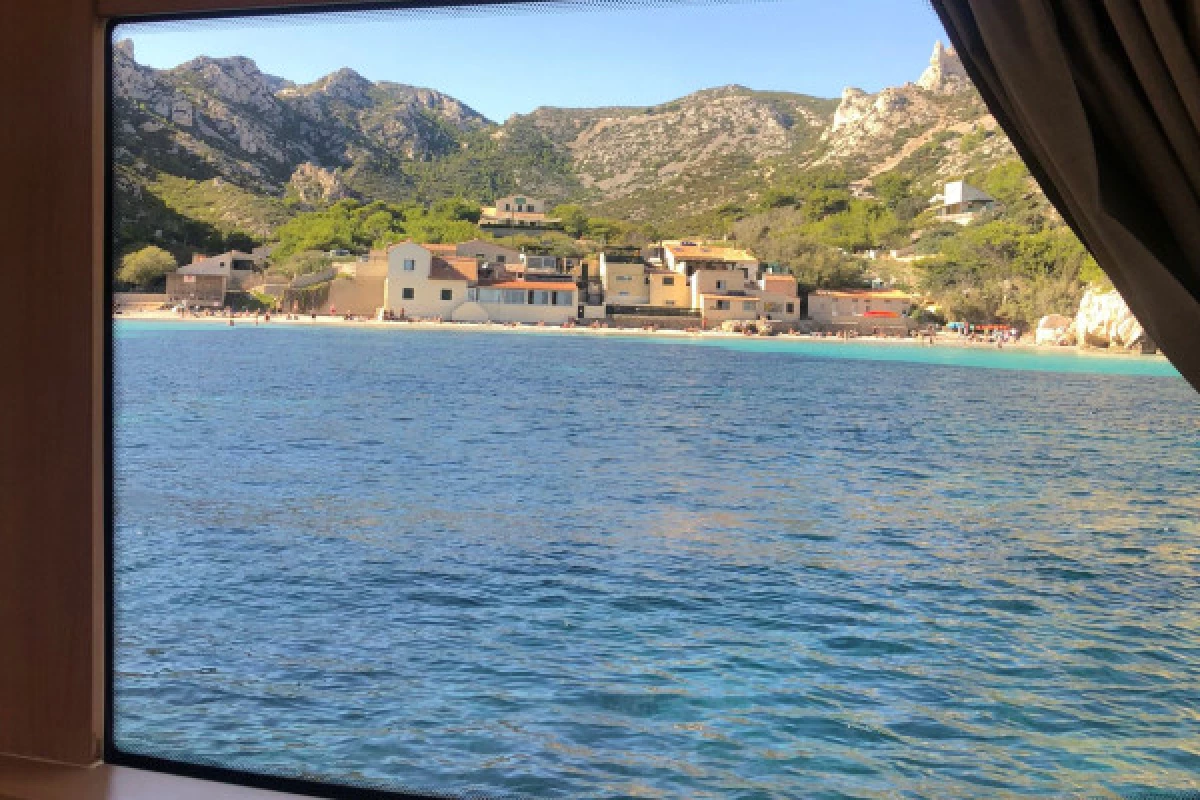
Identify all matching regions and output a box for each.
[743,301,756,311]
[441,289,453,301]
[504,203,510,211]
[403,259,415,271]
[402,288,415,299]
[786,302,795,313]
[662,276,675,286]
[715,300,730,310]
[497,255,506,263]
[716,280,726,290]
[617,275,632,282]
[665,300,676,306]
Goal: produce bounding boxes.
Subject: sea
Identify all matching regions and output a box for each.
[113,321,1200,799]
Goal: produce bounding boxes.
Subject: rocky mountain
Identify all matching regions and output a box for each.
[113,39,1017,254]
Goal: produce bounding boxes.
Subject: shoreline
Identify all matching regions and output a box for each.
[112,310,1167,360]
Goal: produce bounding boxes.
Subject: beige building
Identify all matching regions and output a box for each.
[807,289,914,323]
[180,249,263,290]
[376,240,579,323]
[756,273,802,323]
[662,241,759,279]
[599,248,651,305]
[689,269,755,325]
[478,195,563,237]
[383,242,471,318]
[602,262,649,304]
[646,270,689,307]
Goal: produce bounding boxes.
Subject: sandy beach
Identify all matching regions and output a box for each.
[112,308,1163,358]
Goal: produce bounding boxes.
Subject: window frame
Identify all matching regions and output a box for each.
[5,2,1174,800]
[91,3,575,799]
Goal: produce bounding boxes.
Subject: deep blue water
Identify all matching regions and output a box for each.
[114,322,1200,799]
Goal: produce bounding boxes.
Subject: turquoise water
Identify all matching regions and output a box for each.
[113,322,1200,799]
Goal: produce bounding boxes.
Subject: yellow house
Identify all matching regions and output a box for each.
[599,248,650,304]
[646,270,689,307]
[602,261,649,304]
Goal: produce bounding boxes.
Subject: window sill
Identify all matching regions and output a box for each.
[0,754,296,800]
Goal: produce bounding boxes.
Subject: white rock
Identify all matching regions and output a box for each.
[918,41,970,94]
[1073,288,1145,349]
[1035,313,1074,345]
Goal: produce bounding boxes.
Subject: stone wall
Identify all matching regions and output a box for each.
[610,315,701,330]
[326,276,385,316]
[113,292,168,309]
[818,318,917,336]
[281,281,331,313]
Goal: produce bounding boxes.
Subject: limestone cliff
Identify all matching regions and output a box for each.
[917,41,970,94]
[1072,289,1146,349]
[819,42,1013,177]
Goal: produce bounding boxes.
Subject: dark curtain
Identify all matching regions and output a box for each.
[931,0,1200,390]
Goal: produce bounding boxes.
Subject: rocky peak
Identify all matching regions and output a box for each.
[832,87,871,131]
[170,56,282,115]
[310,67,374,107]
[917,40,969,94]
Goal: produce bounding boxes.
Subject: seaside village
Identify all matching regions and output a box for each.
[144,186,1000,337]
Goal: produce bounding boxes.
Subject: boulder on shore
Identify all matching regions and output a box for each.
[1035,313,1075,346]
[1073,288,1144,350]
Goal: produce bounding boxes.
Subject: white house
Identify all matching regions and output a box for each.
[383,242,471,318]
[932,180,996,225]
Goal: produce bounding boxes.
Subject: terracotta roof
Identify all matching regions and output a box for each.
[442,255,478,282]
[429,257,471,282]
[424,243,458,256]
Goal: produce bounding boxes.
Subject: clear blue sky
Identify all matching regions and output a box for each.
[116,0,947,122]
